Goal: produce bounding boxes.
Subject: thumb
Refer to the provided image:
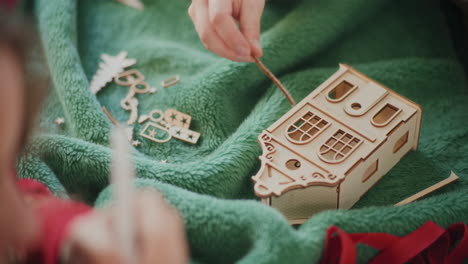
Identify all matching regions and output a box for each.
[239,0,265,57]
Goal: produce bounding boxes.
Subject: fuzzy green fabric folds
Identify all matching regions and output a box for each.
[19,0,468,263]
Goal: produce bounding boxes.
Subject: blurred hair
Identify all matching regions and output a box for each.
[0,8,50,151]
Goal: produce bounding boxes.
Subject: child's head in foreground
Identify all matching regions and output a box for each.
[0,8,48,251]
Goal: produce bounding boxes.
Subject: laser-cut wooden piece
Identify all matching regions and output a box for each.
[115,70,157,98]
[161,75,180,88]
[163,109,191,129]
[169,126,200,144]
[115,69,145,86]
[148,110,164,122]
[115,0,144,10]
[138,115,150,124]
[131,81,157,94]
[138,109,163,124]
[158,119,172,130]
[120,95,139,126]
[139,122,172,143]
[137,108,200,144]
[90,51,136,94]
[54,117,65,125]
[252,64,423,224]
[395,171,459,206]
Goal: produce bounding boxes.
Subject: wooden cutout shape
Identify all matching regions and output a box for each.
[115,69,145,87]
[115,0,144,10]
[120,96,139,126]
[131,81,157,94]
[138,115,150,124]
[148,109,164,122]
[163,109,191,129]
[139,122,172,143]
[54,117,65,125]
[158,119,172,129]
[90,51,136,94]
[169,126,200,144]
[161,75,180,88]
[395,171,459,206]
[343,82,387,117]
[138,109,163,124]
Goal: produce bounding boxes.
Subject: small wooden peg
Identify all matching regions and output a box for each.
[395,171,459,206]
[254,57,296,106]
[161,75,180,88]
[102,107,120,126]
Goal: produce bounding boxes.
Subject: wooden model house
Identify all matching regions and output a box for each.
[252,64,422,224]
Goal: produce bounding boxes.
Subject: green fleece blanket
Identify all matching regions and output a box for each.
[19,0,468,263]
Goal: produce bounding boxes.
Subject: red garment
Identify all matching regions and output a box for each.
[0,0,18,9]
[321,221,468,264]
[16,178,92,264]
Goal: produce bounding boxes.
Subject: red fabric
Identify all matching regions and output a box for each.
[0,0,18,9]
[321,221,468,264]
[16,178,52,196]
[16,179,92,264]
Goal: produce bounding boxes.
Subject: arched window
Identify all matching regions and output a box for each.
[319,130,361,163]
[286,111,329,144]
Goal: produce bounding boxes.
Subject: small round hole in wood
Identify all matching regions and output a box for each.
[351,103,361,110]
[286,159,301,170]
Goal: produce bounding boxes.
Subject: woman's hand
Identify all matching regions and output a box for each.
[188,0,265,62]
[61,190,188,264]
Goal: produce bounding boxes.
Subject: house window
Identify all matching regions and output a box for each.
[285,159,301,170]
[327,80,357,102]
[286,111,329,144]
[362,159,379,182]
[319,130,361,163]
[393,131,409,153]
[372,104,401,127]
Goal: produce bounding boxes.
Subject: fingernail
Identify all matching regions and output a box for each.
[236,46,250,56]
[236,56,254,62]
[253,39,263,56]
